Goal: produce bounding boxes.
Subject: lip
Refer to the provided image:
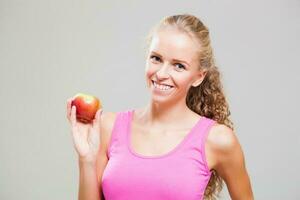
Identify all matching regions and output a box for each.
[151,80,174,87]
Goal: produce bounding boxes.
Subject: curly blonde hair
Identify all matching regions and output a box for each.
[144,14,235,200]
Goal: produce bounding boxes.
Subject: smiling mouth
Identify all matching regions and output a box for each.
[151,80,174,91]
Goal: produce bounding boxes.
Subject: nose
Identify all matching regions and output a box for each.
[156,63,170,80]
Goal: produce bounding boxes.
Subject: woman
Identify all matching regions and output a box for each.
[67,14,254,200]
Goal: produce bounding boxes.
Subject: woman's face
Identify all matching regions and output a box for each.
[145,28,205,104]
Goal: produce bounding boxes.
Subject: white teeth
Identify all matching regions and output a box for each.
[153,81,172,90]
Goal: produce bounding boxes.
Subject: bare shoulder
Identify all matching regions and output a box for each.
[100,111,117,133]
[207,123,237,151]
[99,111,118,157]
[206,123,242,167]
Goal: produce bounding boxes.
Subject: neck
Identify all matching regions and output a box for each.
[139,98,198,130]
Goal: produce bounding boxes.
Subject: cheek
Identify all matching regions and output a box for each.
[145,64,154,88]
[145,63,156,79]
[174,75,194,88]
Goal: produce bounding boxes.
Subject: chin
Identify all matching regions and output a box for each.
[150,94,175,104]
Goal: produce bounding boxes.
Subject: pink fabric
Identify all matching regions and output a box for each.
[102,109,216,200]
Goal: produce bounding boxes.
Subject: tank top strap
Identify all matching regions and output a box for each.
[183,116,217,174]
[201,117,217,171]
[199,117,217,151]
[107,109,132,159]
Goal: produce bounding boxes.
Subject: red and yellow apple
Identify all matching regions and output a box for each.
[71,93,101,124]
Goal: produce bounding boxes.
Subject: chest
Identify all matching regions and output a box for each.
[130,123,192,157]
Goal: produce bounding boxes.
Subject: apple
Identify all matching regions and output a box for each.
[71,93,101,124]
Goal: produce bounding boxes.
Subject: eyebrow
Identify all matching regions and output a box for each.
[150,51,190,67]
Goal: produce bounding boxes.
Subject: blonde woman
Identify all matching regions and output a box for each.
[67,14,254,200]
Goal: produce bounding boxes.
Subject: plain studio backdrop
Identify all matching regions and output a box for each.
[1,0,299,199]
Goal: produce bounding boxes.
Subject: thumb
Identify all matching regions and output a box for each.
[93,108,103,127]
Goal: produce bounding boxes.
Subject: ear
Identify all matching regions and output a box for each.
[192,70,207,87]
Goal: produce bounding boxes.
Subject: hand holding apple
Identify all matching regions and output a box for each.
[66,94,103,163]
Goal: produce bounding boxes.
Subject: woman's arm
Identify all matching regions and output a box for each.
[209,124,254,200]
[78,160,102,200]
[78,111,116,200]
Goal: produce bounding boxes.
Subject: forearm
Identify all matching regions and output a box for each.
[78,160,102,200]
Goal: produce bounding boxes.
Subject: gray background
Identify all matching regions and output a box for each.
[1,0,299,199]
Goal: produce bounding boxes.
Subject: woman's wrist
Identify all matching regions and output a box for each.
[78,155,97,165]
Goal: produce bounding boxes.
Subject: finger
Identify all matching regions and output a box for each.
[66,98,73,122]
[70,105,77,126]
[92,109,103,128]
[96,109,103,120]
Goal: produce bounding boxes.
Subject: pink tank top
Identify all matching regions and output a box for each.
[101,109,216,200]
